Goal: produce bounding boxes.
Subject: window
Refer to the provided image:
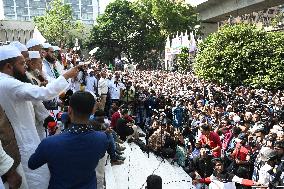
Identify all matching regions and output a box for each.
[4,6,15,15]
[5,15,16,20]
[3,0,14,6]
[16,0,28,7]
[81,13,93,20]
[81,0,92,5]
[30,8,46,16]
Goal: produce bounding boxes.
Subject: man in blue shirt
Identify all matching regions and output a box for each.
[28,91,109,189]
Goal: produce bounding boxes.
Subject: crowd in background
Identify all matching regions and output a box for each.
[68,58,284,188]
[0,38,283,189]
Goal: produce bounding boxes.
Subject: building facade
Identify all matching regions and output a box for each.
[0,20,34,44]
[1,0,101,25]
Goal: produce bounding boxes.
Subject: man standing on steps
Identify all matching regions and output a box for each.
[29,91,109,189]
[0,45,80,189]
[98,71,109,111]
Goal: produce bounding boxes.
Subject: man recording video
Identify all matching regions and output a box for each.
[28,91,109,189]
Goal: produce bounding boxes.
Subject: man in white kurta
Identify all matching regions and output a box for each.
[0,45,79,189]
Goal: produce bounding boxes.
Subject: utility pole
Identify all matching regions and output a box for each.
[13,0,17,20]
[26,0,31,21]
[97,0,100,16]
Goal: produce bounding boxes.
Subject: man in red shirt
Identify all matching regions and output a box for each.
[110,106,121,131]
[200,124,222,157]
[231,133,251,163]
[230,133,252,178]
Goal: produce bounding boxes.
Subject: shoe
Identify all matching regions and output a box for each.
[115,150,124,155]
[116,154,126,161]
[111,159,124,166]
[138,133,146,137]
[116,143,126,151]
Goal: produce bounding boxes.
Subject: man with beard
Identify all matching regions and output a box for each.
[11,43,52,139]
[42,43,62,110]
[193,158,261,189]
[0,45,80,189]
[26,51,47,86]
[42,43,60,82]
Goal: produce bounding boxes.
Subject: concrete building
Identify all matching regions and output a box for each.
[1,0,102,25]
[197,0,284,36]
[0,20,34,44]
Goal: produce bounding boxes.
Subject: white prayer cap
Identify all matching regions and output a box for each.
[52,46,61,51]
[0,45,22,61]
[42,43,52,49]
[28,51,41,59]
[87,69,94,74]
[26,38,42,49]
[9,41,28,52]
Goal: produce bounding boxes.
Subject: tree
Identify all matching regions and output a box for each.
[34,0,88,47]
[151,0,198,36]
[89,0,140,64]
[88,0,198,66]
[195,24,284,89]
[177,47,190,72]
[89,0,166,66]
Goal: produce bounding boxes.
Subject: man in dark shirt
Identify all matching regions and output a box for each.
[192,146,214,179]
[116,109,138,141]
[28,91,109,189]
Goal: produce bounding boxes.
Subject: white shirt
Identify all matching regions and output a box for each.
[208,175,244,189]
[42,59,57,82]
[86,76,97,94]
[0,141,13,176]
[108,81,125,100]
[0,73,69,189]
[98,78,109,95]
[258,163,273,185]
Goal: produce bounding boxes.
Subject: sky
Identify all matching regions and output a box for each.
[186,0,208,6]
[100,0,113,13]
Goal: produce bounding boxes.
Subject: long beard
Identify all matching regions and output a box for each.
[45,56,56,63]
[13,67,31,83]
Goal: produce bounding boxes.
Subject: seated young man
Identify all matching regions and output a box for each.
[116,109,138,142]
[28,91,109,189]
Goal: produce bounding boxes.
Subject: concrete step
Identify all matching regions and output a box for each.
[105,141,195,189]
[104,155,118,189]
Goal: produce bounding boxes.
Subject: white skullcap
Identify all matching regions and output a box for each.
[26,38,42,49]
[28,51,41,59]
[52,46,60,51]
[87,69,94,74]
[9,41,28,52]
[0,45,22,61]
[42,43,52,49]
